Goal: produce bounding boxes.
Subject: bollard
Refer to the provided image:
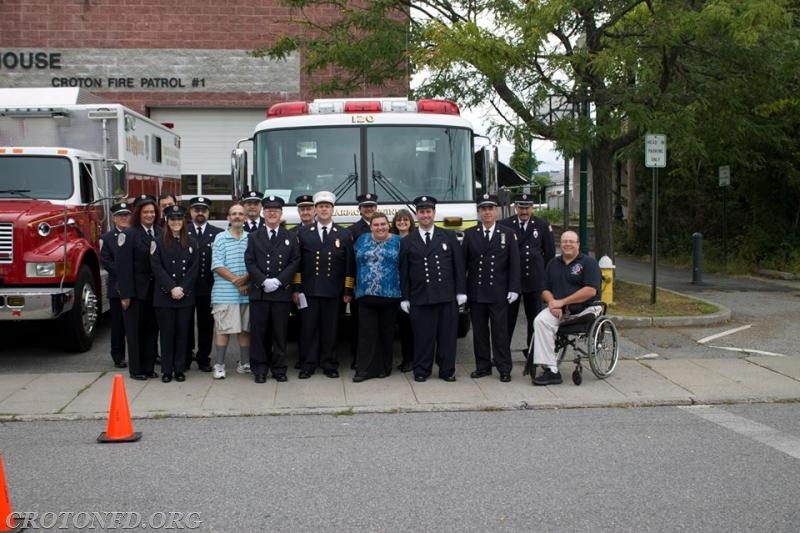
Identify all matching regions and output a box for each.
[598,255,615,304]
[692,232,703,284]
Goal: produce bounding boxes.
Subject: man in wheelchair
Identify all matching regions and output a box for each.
[531,231,602,385]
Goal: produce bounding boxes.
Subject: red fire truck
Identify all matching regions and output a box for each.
[0,88,181,351]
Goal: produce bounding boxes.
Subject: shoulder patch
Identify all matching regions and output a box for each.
[117,233,126,247]
[150,241,157,255]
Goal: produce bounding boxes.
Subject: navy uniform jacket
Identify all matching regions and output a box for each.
[498,215,555,293]
[293,223,355,298]
[100,227,124,299]
[149,236,200,308]
[349,218,370,247]
[116,225,161,300]
[188,224,224,296]
[399,228,466,305]
[245,226,301,302]
[243,217,265,233]
[462,224,521,304]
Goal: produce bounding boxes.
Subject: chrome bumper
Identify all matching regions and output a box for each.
[0,287,74,320]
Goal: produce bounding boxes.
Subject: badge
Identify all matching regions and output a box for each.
[117,233,126,247]
[189,246,193,254]
[442,243,448,251]
[500,233,506,246]
[533,230,539,239]
[335,239,340,248]
[285,239,290,246]
[150,241,157,255]
[99,240,104,251]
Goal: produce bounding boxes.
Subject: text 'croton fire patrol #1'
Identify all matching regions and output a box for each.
[0,87,181,351]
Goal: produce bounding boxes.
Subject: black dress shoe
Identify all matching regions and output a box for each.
[324,370,340,379]
[131,374,148,381]
[114,361,128,369]
[198,364,213,373]
[439,375,456,382]
[378,372,388,378]
[147,371,159,379]
[155,356,161,365]
[174,373,186,382]
[352,374,368,383]
[273,374,288,382]
[413,375,427,383]
[398,363,413,373]
[294,361,302,370]
[500,373,511,383]
[298,370,312,379]
[470,369,492,379]
[254,374,267,384]
[161,374,172,383]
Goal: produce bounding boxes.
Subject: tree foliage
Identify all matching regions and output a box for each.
[256,0,800,266]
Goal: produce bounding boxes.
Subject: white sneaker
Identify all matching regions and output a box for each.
[212,364,226,379]
[236,361,251,374]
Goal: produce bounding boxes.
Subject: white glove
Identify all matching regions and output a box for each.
[507,292,519,304]
[400,301,411,314]
[263,278,281,293]
[456,294,467,306]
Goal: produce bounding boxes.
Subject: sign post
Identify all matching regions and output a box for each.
[719,165,731,271]
[645,134,666,305]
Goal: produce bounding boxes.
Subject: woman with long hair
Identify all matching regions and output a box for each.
[150,205,199,382]
[390,209,416,372]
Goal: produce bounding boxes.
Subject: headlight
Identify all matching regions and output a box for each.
[26,262,57,277]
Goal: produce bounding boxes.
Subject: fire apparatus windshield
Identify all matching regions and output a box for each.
[253,125,474,205]
[0,155,73,199]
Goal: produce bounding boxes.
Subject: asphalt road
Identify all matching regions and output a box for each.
[2,405,799,532]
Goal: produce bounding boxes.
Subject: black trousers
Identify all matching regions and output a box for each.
[123,298,158,377]
[349,298,360,359]
[410,301,458,379]
[356,296,399,378]
[508,290,543,348]
[470,301,512,374]
[300,296,341,372]
[397,308,413,366]
[186,295,213,367]
[250,300,291,377]
[155,306,193,377]
[108,297,126,364]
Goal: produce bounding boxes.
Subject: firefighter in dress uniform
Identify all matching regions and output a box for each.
[399,196,466,382]
[116,194,161,380]
[290,194,316,370]
[186,196,223,372]
[150,205,200,382]
[244,195,301,383]
[292,191,355,379]
[99,201,132,369]
[463,193,521,382]
[242,190,265,233]
[498,193,556,349]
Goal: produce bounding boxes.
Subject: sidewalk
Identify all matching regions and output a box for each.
[2,356,799,421]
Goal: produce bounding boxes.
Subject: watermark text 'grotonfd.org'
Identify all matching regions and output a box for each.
[7,511,202,530]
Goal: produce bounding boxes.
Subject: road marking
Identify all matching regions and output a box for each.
[681,405,800,460]
[697,324,752,344]
[708,345,786,357]
[635,353,660,360]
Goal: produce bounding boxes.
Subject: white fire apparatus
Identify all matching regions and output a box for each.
[0,88,181,351]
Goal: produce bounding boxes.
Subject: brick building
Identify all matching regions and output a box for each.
[0,0,409,218]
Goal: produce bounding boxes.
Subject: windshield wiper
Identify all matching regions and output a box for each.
[0,189,32,198]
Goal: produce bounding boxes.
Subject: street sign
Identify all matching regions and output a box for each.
[645,134,667,168]
[719,165,731,187]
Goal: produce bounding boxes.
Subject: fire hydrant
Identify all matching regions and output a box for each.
[598,255,615,304]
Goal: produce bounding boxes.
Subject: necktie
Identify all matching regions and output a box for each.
[425,231,430,245]
[196,226,203,236]
[250,221,257,231]
[270,229,276,241]
[322,226,328,240]
[484,229,490,241]
[146,228,153,239]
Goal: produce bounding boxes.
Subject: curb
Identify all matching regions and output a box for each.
[609,285,732,328]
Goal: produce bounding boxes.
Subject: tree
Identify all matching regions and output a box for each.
[509,137,540,179]
[257,0,798,259]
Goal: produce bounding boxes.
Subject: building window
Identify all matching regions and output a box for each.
[182,174,198,196]
[201,174,233,195]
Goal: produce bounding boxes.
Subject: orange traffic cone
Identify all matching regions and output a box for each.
[0,455,24,533]
[97,374,141,443]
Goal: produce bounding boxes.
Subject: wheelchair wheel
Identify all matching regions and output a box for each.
[588,317,619,378]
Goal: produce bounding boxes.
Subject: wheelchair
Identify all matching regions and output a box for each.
[523,302,620,385]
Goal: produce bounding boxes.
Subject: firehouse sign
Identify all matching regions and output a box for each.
[0,48,299,93]
[645,134,667,168]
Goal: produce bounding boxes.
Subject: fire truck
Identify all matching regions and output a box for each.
[0,88,181,352]
[231,97,499,336]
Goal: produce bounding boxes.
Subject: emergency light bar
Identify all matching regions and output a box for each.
[266,98,460,118]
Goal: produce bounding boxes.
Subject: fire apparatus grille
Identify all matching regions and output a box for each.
[0,223,13,264]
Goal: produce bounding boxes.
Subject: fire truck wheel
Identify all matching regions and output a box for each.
[60,265,99,352]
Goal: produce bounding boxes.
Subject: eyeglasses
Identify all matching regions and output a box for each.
[560,240,578,244]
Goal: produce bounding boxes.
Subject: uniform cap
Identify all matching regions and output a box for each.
[189,196,211,209]
[165,204,187,219]
[313,191,336,206]
[477,193,499,208]
[514,193,534,207]
[261,195,285,208]
[356,193,378,206]
[110,202,131,216]
[241,191,263,203]
[295,194,314,207]
[134,194,157,208]
[413,195,437,209]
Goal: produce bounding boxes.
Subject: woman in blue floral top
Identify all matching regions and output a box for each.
[353,212,401,381]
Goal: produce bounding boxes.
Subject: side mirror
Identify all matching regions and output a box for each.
[111,161,127,196]
[231,148,248,201]
[481,145,498,194]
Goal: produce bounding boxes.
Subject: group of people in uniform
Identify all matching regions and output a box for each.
[101,185,603,386]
